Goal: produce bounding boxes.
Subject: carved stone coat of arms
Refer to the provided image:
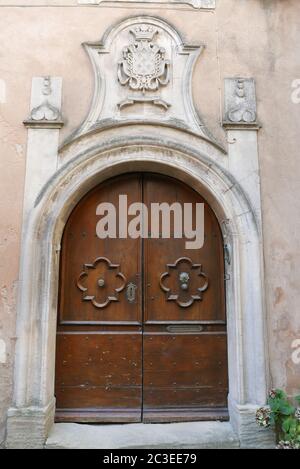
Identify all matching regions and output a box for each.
[118,25,170,109]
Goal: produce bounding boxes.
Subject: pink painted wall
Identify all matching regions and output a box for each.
[0,0,299,443]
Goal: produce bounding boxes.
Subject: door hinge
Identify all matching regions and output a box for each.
[224,243,231,265]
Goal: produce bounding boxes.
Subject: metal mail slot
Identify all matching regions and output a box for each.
[166,325,204,334]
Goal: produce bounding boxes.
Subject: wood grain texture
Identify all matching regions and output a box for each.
[55,173,228,423]
[59,174,142,324]
[144,174,226,323]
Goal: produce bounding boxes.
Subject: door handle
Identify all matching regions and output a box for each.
[179,272,190,290]
[159,257,209,308]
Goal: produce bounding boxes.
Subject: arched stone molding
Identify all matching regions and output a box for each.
[6,126,272,448]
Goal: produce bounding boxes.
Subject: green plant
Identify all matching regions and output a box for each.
[256,389,300,449]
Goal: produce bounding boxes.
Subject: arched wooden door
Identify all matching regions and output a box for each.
[55,173,228,423]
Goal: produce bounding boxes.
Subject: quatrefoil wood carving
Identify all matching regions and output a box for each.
[77,257,126,309]
[159,257,209,308]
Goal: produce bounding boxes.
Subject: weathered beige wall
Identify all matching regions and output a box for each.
[0,0,299,443]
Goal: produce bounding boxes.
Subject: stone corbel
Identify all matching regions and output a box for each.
[23,76,64,129]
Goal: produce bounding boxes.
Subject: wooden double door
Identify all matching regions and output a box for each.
[55,173,228,423]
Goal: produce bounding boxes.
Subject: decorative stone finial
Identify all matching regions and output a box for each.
[223,78,259,129]
[24,76,64,129]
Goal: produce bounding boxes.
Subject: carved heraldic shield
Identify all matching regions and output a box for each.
[118,25,170,109]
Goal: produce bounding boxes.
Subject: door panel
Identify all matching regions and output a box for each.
[59,174,142,324]
[55,331,142,422]
[143,175,226,323]
[55,173,228,423]
[142,328,228,421]
[55,175,143,422]
[142,174,228,421]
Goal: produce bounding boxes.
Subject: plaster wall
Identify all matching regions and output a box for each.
[0,0,299,445]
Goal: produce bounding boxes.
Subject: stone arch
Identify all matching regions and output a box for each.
[6,132,270,447]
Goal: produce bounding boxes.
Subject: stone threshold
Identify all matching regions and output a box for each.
[46,421,240,449]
